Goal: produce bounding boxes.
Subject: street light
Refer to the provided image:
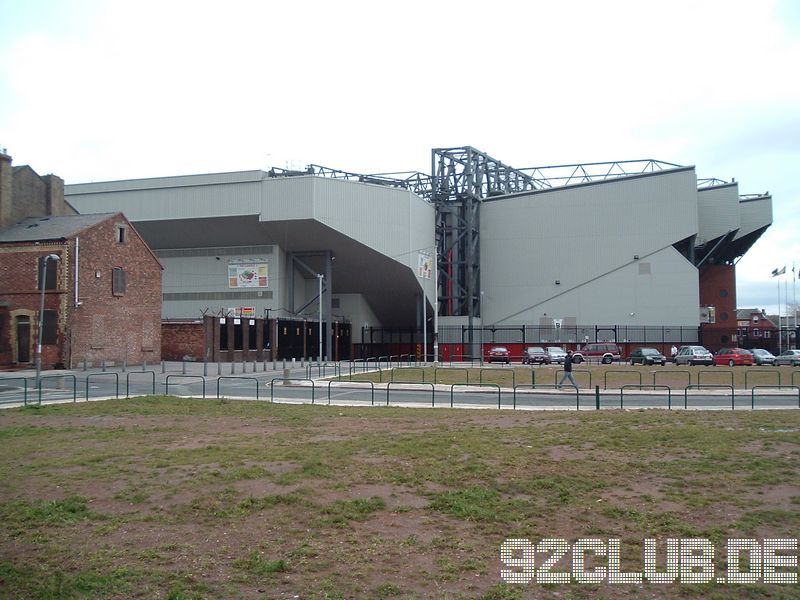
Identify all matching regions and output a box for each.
[35,253,60,389]
[317,273,324,362]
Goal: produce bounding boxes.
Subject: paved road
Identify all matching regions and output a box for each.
[1,361,798,411]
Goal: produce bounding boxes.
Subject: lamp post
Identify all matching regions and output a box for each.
[317,273,324,362]
[35,253,60,389]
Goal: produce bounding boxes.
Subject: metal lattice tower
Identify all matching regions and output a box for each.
[431,147,543,327]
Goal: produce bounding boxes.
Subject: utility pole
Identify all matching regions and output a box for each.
[35,253,60,389]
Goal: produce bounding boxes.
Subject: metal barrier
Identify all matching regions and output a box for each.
[126,371,156,397]
[684,384,734,410]
[697,370,734,388]
[38,374,77,405]
[653,370,690,389]
[0,377,28,406]
[479,368,515,388]
[270,378,316,404]
[327,381,375,406]
[165,375,206,398]
[604,370,642,390]
[434,367,469,385]
[620,384,673,409]
[86,372,119,401]
[449,383,501,409]
[307,362,341,379]
[217,376,259,400]
[391,367,425,383]
[553,370,592,389]
[792,371,800,388]
[744,370,780,389]
[385,382,434,406]
[750,386,800,409]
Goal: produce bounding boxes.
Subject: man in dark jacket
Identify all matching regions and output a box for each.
[557,349,578,389]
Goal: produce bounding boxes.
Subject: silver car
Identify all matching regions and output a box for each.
[751,348,777,366]
[546,346,567,364]
[674,345,714,366]
[775,349,800,366]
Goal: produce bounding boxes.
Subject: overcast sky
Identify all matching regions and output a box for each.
[1,0,798,314]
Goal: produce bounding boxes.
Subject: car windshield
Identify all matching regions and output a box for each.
[641,348,659,355]
[527,347,544,353]
[491,347,508,352]
[547,347,565,353]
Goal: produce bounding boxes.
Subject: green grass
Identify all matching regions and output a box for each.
[1,397,800,598]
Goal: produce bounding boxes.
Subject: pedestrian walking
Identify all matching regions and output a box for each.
[558,349,578,389]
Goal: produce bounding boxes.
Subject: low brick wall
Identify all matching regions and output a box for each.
[162,321,205,361]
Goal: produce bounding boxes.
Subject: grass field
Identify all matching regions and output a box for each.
[340,363,800,391]
[1,397,800,599]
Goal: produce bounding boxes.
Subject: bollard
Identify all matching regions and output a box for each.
[252,360,256,373]
[595,385,600,410]
[282,368,290,384]
[301,358,305,368]
[272,359,277,370]
[217,361,222,376]
[203,360,208,377]
[83,358,88,372]
[182,360,187,375]
[283,358,286,370]
[101,360,107,372]
[230,361,235,375]
[161,361,166,374]
[263,359,268,372]
[142,360,147,372]
[122,359,127,373]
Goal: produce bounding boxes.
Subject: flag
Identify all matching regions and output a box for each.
[772,266,786,277]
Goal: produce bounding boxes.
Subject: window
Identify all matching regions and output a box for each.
[753,328,761,337]
[42,310,58,344]
[112,267,126,295]
[116,224,127,244]
[37,256,58,290]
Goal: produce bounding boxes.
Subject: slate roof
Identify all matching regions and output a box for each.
[0,213,118,243]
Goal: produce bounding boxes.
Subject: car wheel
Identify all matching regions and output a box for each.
[601,356,611,365]
[729,359,735,367]
[661,361,666,366]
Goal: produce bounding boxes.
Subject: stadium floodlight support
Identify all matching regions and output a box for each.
[431,147,544,358]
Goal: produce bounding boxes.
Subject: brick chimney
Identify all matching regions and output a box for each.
[44,173,70,216]
[0,149,12,230]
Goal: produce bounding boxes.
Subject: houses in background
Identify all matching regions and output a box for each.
[0,151,162,369]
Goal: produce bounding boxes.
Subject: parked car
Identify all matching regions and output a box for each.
[713,348,754,367]
[572,342,621,364]
[775,349,800,366]
[674,345,714,366]
[546,346,567,364]
[751,348,777,366]
[629,347,667,366]
[487,346,510,364]
[522,346,549,365]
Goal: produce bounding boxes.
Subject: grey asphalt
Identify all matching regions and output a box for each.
[0,361,798,411]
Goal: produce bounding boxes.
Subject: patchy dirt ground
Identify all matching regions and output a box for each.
[1,397,800,599]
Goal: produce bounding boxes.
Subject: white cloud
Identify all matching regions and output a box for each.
[0,0,797,308]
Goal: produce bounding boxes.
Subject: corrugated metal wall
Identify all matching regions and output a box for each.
[697,184,740,244]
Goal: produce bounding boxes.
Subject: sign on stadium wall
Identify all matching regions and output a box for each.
[228,262,268,288]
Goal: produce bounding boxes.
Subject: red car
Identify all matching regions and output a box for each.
[487,346,511,364]
[713,348,754,367]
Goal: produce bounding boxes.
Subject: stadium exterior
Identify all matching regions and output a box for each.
[64,147,772,361]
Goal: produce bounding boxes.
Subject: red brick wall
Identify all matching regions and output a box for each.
[699,263,737,351]
[0,243,69,367]
[67,215,163,367]
[162,322,205,361]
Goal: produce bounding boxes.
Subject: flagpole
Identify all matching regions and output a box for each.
[794,263,797,348]
[778,277,782,354]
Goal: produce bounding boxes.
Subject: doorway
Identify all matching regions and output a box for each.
[16,316,31,363]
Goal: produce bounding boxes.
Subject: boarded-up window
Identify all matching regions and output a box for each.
[37,256,58,290]
[141,318,154,351]
[112,267,126,295]
[91,315,105,349]
[42,310,58,344]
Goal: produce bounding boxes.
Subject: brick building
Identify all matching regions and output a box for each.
[0,151,162,369]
